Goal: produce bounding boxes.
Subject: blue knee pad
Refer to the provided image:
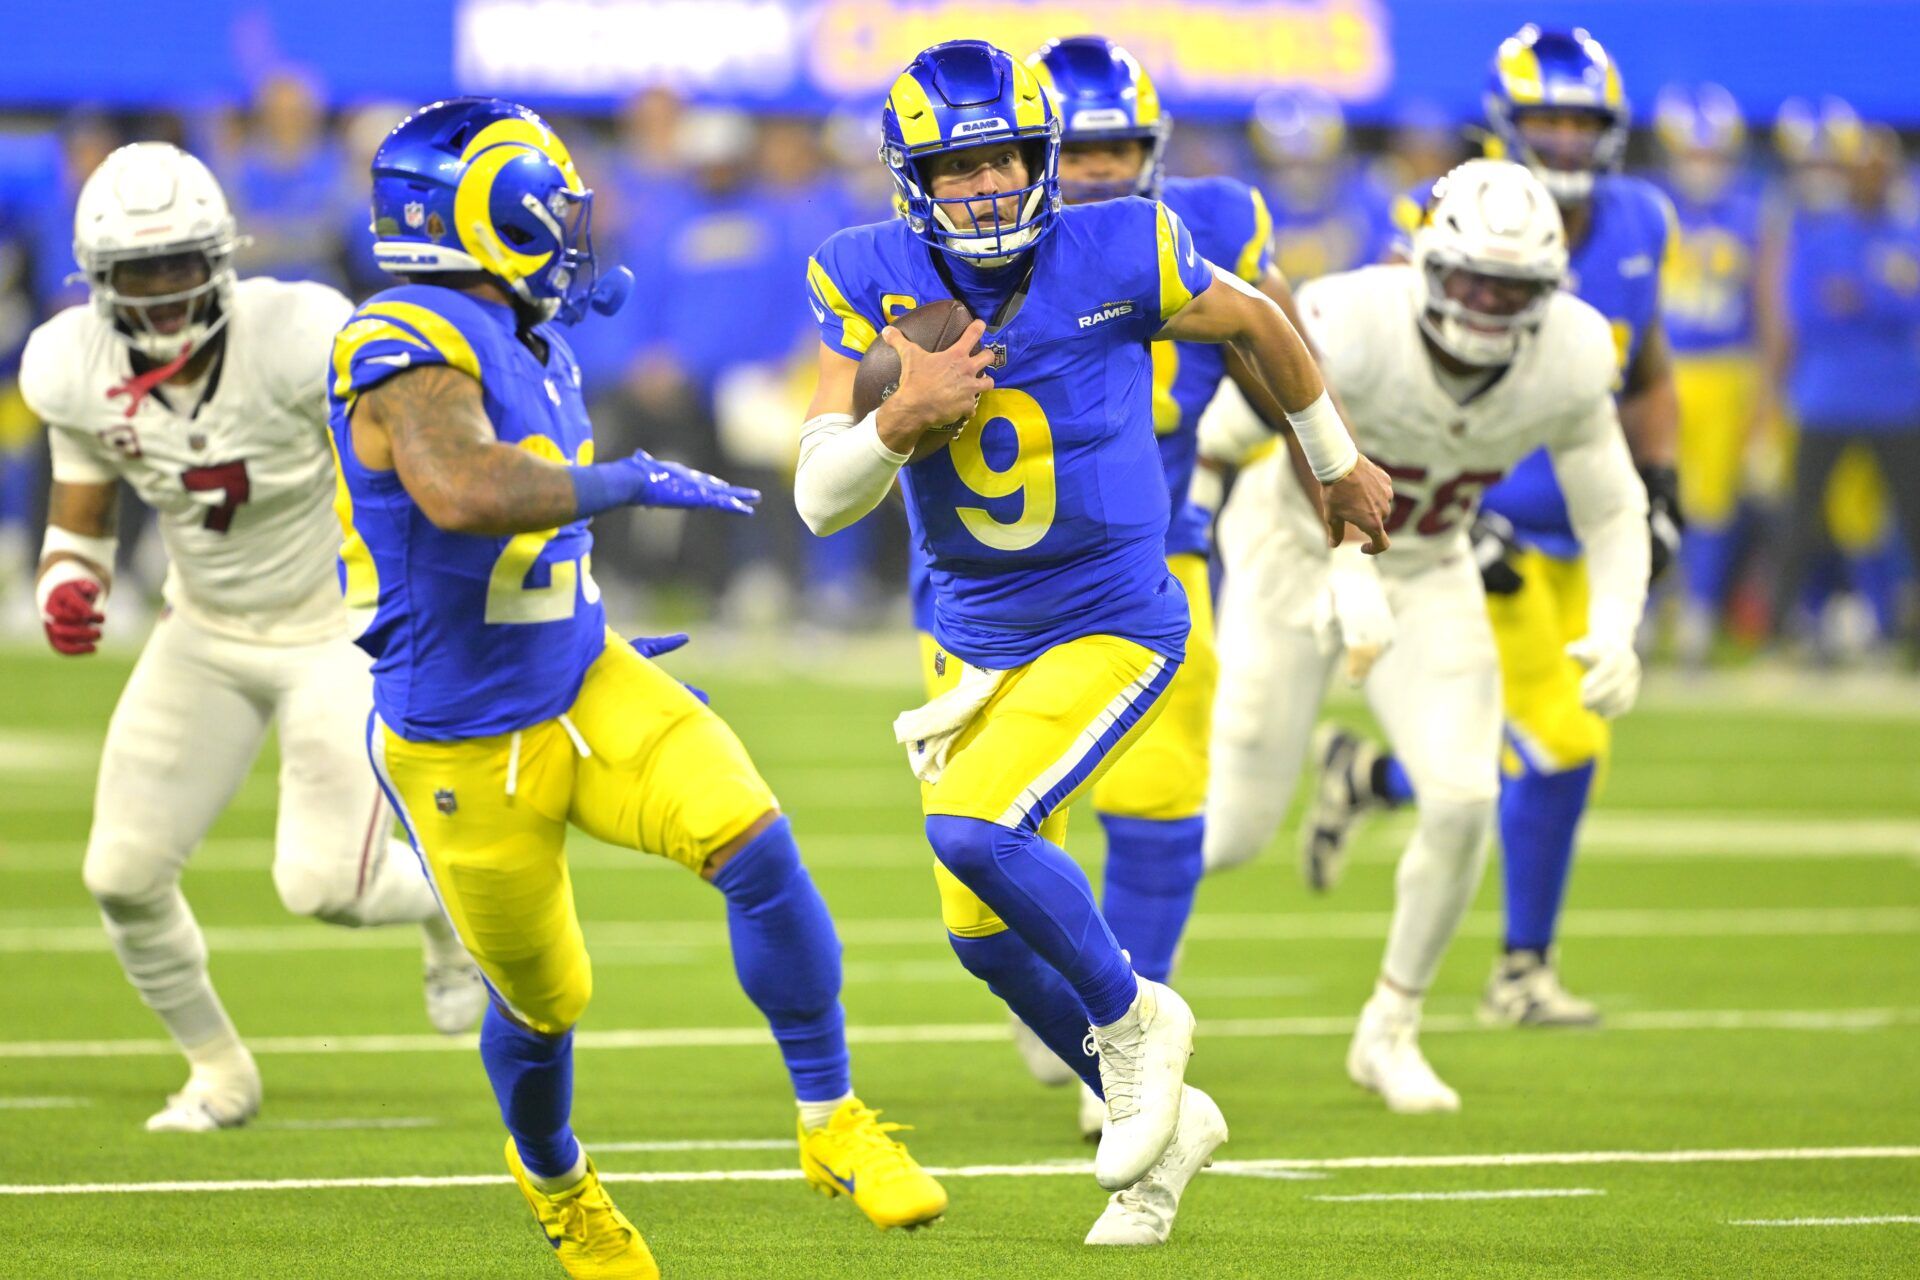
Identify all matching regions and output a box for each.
[1097,814,1203,984]
[925,813,1137,1027]
[948,929,1101,1095]
[480,1004,580,1179]
[710,816,851,1102]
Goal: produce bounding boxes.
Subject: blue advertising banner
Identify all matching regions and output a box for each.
[8,1,1920,124]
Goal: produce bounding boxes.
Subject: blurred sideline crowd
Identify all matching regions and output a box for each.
[0,73,1915,667]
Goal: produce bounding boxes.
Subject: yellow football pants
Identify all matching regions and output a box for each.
[1674,354,1760,528]
[371,632,777,1034]
[916,631,1179,939]
[1488,549,1609,777]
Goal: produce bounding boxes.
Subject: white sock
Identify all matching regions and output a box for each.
[526,1147,589,1195]
[797,1093,853,1131]
[182,1024,252,1079]
[1368,979,1422,1020]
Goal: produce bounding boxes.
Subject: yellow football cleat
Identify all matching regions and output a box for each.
[505,1138,660,1279]
[798,1098,947,1230]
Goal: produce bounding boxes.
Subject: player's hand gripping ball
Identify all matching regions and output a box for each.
[853,299,989,462]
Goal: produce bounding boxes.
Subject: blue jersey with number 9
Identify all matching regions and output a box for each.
[810,197,1215,668]
[326,284,606,740]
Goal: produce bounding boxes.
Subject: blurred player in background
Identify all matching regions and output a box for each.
[1206,159,1650,1110]
[1651,83,1768,666]
[1248,88,1395,284]
[22,142,484,1133]
[1296,26,1681,1027]
[332,98,943,1277]
[1011,33,1324,1142]
[1764,104,1920,659]
[796,38,1390,1244]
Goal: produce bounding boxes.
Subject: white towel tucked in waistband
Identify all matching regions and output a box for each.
[892,659,1008,784]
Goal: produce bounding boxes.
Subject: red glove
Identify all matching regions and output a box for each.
[42,578,105,655]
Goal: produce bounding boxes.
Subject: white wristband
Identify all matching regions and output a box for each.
[1285,390,1360,483]
[39,525,116,581]
[36,526,115,616]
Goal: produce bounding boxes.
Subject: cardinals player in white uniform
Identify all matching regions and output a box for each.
[23,143,485,1132]
[1200,160,1650,1112]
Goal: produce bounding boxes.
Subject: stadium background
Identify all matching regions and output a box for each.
[1,6,1918,1277]
[0,0,1916,656]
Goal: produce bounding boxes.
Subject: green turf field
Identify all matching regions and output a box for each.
[1,640,1916,1278]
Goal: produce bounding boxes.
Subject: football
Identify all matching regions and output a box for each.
[852,298,980,462]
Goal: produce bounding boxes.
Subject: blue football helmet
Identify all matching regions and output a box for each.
[1027,35,1170,201]
[1653,83,1745,157]
[369,97,626,324]
[1249,87,1347,168]
[1485,25,1629,203]
[1774,95,1865,167]
[880,40,1062,262]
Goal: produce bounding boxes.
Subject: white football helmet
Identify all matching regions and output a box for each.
[73,143,242,362]
[1410,159,1567,367]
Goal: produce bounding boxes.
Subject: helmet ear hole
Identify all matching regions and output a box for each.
[500,224,535,248]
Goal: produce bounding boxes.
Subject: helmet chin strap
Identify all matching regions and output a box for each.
[1418,307,1519,370]
[108,308,229,420]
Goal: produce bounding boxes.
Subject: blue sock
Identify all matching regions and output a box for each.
[1848,541,1907,638]
[1499,759,1597,953]
[1682,520,1740,613]
[925,814,1138,1027]
[1097,814,1203,984]
[1372,756,1416,806]
[479,1003,580,1179]
[948,930,1101,1094]
[710,816,852,1102]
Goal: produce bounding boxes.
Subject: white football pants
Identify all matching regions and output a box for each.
[1207,529,1501,994]
[81,610,440,1053]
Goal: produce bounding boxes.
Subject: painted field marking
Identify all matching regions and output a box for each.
[1308,1188,1605,1203]
[253,1117,436,1132]
[3,906,1914,955]
[2,1006,1913,1061]
[1729,1215,1920,1227]
[2,1146,1915,1198]
[0,1097,89,1109]
[593,1140,795,1153]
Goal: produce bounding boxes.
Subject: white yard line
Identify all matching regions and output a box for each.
[253,1117,437,1132]
[1308,1188,1605,1202]
[1729,1215,1920,1227]
[3,1147,1916,1198]
[593,1140,795,1153]
[0,1097,89,1109]
[3,905,1914,955]
[1,1006,1912,1061]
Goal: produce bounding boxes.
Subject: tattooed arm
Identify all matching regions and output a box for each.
[349,364,579,536]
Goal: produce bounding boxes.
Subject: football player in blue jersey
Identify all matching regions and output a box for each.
[1650,84,1769,666]
[328,99,945,1279]
[794,39,1392,1245]
[1303,26,1682,1027]
[989,34,1330,1140]
[1249,88,1397,284]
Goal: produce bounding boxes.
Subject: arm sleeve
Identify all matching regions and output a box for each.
[46,424,119,485]
[805,241,883,360]
[1549,396,1650,642]
[793,412,910,536]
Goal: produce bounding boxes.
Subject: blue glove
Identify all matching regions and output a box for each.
[626,632,708,704]
[627,632,689,659]
[572,452,760,518]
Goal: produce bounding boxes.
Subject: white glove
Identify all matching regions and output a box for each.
[1566,632,1641,718]
[1315,543,1394,686]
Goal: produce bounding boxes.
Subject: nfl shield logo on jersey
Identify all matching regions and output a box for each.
[404,202,426,230]
[435,788,457,815]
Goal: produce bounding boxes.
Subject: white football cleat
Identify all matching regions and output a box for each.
[1300,726,1385,893]
[1479,950,1601,1027]
[145,1052,261,1133]
[1347,989,1460,1114]
[1090,979,1196,1191]
[421,917,488,1035]
[1085,1086,1228,1247]
[1009,1012,1078,1087]
[1077,1082,1104,1142]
